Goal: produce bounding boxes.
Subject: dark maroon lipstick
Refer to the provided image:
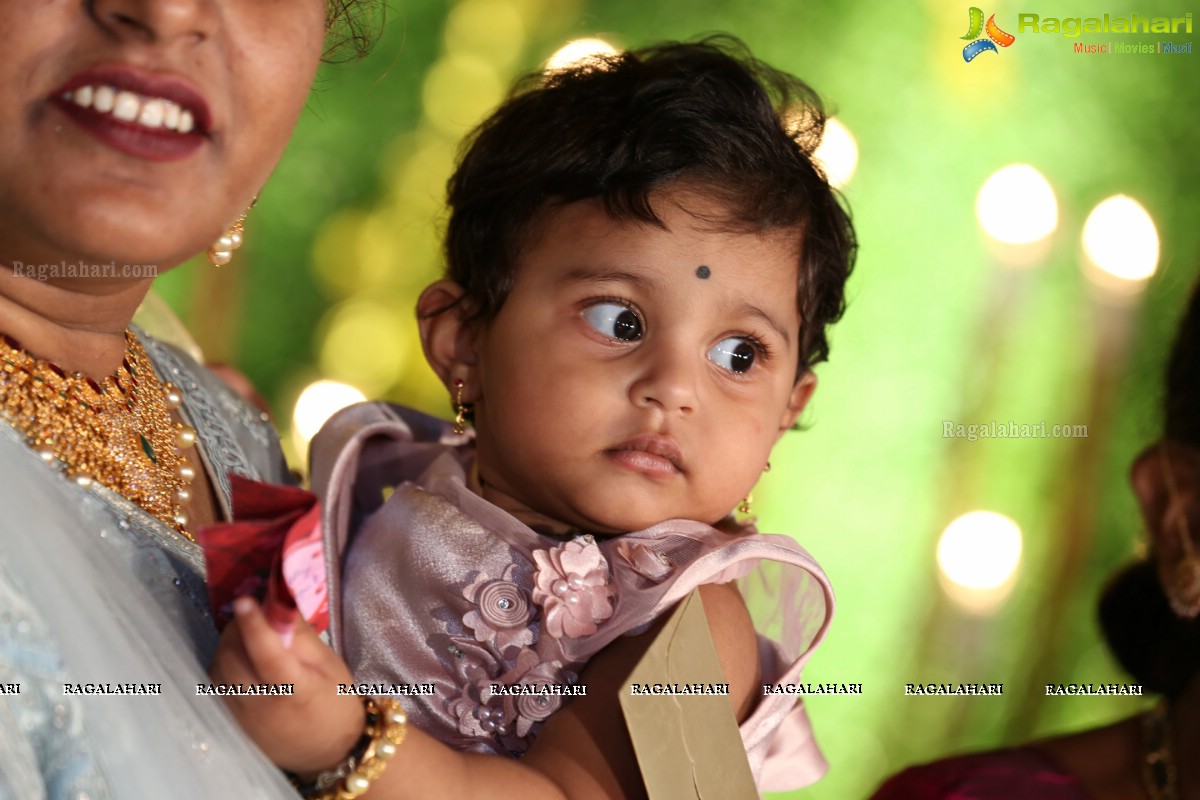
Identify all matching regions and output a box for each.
[50,64,213,162]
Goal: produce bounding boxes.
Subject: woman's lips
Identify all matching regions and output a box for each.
[49,64,212,163]
[604,435,684,477]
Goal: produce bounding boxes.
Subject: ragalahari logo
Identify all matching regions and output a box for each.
[962,7,1017,61]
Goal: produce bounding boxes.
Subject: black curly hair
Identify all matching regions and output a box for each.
[441,35,856,377]
[325,0,384,61]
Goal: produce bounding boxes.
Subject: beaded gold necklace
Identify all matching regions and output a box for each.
[0,330,198,540]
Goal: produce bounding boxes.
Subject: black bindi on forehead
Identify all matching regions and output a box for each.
[695,265,711,279]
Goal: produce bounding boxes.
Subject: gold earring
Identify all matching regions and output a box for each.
[207,199,255,267]
[764,461,771,473]
[738,494,752,515]
[452,379,468,435]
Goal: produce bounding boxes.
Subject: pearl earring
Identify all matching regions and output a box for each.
[207,199,256,267]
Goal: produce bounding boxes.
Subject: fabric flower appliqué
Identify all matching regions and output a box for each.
[462,564,535,656]
[445,646,577,754]
[444,639,517,742]
[503,657,576,738]
[532,536,616,639]
[616,540,674,581]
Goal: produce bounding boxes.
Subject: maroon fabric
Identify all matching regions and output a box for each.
[196,474,326,635]
[871,748,1088,800]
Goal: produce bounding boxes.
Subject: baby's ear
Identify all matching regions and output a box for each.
[777,371,817,436]
[417,281,481,399]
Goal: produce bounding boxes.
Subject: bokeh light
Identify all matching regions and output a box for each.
[975,164,1059,246]
[812,117,858,190]
[291,379,367,447]
[443,0,526,74]
[1082,195,1159,289]
[544,37,619,73]
[937,510,1023,613]
[317,300,413,397]
[422,52,506,138]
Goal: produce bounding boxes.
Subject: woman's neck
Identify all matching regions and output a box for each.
[0,270,153,376]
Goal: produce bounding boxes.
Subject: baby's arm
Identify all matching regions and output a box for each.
[215,583,760,800]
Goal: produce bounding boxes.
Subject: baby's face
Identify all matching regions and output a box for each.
[470,188,812,534]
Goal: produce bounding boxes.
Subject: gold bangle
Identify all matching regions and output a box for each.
[300,697,408,800]
[337,696,407,798]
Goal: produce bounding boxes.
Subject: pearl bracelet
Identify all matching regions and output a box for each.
[291,696,408,800]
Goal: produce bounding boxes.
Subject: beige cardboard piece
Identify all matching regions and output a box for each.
[617,589,759,800]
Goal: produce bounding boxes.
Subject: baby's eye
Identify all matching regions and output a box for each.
[708,337,757,374]
[582,302,643,342]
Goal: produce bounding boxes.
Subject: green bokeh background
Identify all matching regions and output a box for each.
[154,1,1200,796]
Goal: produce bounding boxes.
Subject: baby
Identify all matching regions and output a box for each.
[207,36,856,799]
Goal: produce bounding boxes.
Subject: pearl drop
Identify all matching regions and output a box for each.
[175,487,191,504]
[552,579,569,596]
[173,510,189,528]
[178,464,196,482]
[496,723,509,735]
[229,230,244,248]
[163,384,183,409]
[567,575,584,590]
[74,473,94,487]
[344,773,371,798]
[376,740,398,760]
[176,425,198,449]
[210,250,233,266]
[565,594,580,605]
[215,234,235,251]
[482,719,496,732]
[36,448,57,463]
[386,708,407,726]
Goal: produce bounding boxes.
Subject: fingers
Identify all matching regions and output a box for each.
[232,596,303,685]
[208,619,253,684]
[287,616,357,684]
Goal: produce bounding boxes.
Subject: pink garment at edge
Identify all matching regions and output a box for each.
[309,403,835,793]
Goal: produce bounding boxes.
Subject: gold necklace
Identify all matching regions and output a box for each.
[1143,702,1179,800]
[0,330,198,540]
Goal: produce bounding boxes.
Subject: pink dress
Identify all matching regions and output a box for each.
[308,403,835,793]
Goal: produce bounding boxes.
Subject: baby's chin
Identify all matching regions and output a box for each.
[556,503,734,537]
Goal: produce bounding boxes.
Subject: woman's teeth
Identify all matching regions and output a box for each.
[64,86,195,134]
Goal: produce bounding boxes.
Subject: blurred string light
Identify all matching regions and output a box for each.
[544,37,619,73]
[444,0,526,74]
[306,0,544,424]
[975,164,1058,247]
[812,117,858,190]
[292,380,367,451]
[936,510,1023,613]
[318,299,413,397]
[1082,195,1159,294]
[422,53,506,138]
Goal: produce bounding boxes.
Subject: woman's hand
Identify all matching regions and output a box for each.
[208,597,365,775]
